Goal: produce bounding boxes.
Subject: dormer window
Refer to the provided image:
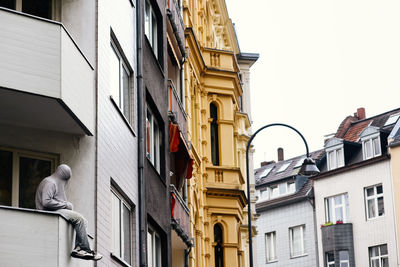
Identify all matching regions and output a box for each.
[257,181,296,202]
[360,126,381,160]
[325,138,345,171]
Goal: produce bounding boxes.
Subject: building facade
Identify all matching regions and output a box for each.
[182,0,258,266]
[312,108,400,267]
[255,150,322,267]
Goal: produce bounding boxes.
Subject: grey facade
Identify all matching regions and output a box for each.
[321,224,355,266]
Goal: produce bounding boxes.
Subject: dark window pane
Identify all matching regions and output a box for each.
[0,0,15,9]
[122,67,130,121]
[210,103,219,166]
[22,0,52,19]
[367,187,374,197]
[377,185,383,194]
[378,197,384,216]
[122,204,131,264]
[327,252,334,261]
[0,150,12,206]
[19,157,51,209]
[380,244,388,255]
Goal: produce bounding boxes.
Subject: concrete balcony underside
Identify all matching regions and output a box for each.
[0,8,94,135]
[0,206,92,267]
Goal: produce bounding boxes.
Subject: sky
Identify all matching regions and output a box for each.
[225,0,400,168]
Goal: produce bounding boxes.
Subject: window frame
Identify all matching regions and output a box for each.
[327,146,344,171]
[289,225,306,258]
[365,184,385,220]
[147,226,162,267]
[369,244,388,267]
[339,250,350,267]
[111,187,133,266]
[265,231,277,263]
[145,0,158,58]
[362,136,381,160]
[0,147,57,208]
[110,39,133,124]
[146,106,161,173]
[325,193,349,223]
[326,252,335,267]
[0,0,60,20]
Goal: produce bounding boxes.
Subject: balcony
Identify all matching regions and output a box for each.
[168,79,187,139]
[205,166,245,190]
[167,0,185,60]
[0,206,92,267]
[0,8,94,135]
[321,223,355,266]
[170,185,192,248]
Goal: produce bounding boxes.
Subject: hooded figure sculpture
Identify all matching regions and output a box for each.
[35,164,102,261]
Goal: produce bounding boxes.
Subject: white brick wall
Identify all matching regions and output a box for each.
[256,200,318,267]
[97,0,138,266]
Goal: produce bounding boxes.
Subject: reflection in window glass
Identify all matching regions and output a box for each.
[326,252,335,267]
[19,157,51,209]
[369,244,388,267]
[22,0,52,19]
[365,184,384,219]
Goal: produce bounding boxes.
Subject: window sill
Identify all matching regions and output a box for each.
[111,253,132,267]
[266,259,278,264]
[290,253,308,259]
[367,215,385,221]
[109,96,136,137]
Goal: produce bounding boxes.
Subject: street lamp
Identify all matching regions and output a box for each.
[245,123,320,267]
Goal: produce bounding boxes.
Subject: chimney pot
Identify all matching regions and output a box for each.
[278,147,284,162]
[357,107,366,120]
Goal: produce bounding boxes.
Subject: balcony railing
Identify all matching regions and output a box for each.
[170,184,191,247]
[0,206,93,267]
[0,8,94,135]
[168,79,187,140]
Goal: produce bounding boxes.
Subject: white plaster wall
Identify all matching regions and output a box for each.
[314,160,399,267]
[255,200,318,267]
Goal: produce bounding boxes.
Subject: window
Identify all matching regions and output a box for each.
[365,184,384,219]
[327,147,344,170]
[0,148,56,209]
[270,185,279,198]
[111,189,132,265]
[267,182,295,200]
[294,157,306,168]
[326,252,335,267]
[210,103,220,166]
[259,188,268,201]
[214,224,224,267]
[145,0,158,57]
[259,167,273,178]
[363,137,381,160]
[146,107,161,173]
[0,0,56,20]
[289,225,305,257]
[147,227,162,267]
[369,244,388,267]
[265,232,277,262]
[325,193,349,223]
[385,112,400,126]
[288,182,295,193]
[276,162,291,173]
[110,41,132,123]
[339,251,350,267]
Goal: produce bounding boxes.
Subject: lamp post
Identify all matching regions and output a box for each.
[245,123,320,267]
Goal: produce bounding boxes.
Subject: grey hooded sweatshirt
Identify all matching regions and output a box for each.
[35,164,73,211]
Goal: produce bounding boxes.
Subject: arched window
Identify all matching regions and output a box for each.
[214,224,224,267]
[210,103,219,166]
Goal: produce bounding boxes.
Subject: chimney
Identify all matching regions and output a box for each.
[261,160,275,167]
[357,107,366,120]
[277,147,284,162]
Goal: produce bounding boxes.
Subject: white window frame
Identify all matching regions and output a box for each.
[0,147,57,207]
[265,231,277,262]
[111,188,132,265]
[327,146,344,171]
[365,184,385,220]
[289,225,306,258]
[326,252,335,267]
[369,244,388,267]
[110,40,132,123]
[147,227,162,267]
[145,0,158,57]
[146,107,161,173]
[288,181,295,194]
[339,250,350,267]
[325,193,349,223]
[270,185,279,199]
[362,136,381,160]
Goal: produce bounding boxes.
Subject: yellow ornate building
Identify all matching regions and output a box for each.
[182,0,258,266]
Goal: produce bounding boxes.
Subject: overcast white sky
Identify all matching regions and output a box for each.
[226,0,400,168]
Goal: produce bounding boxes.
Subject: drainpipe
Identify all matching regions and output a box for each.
[137,0,147,266]
[184,245,192,267]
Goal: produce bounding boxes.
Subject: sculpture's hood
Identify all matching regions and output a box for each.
[54,164,71,181]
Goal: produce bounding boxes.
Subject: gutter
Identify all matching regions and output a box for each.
[137,0,147,266]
